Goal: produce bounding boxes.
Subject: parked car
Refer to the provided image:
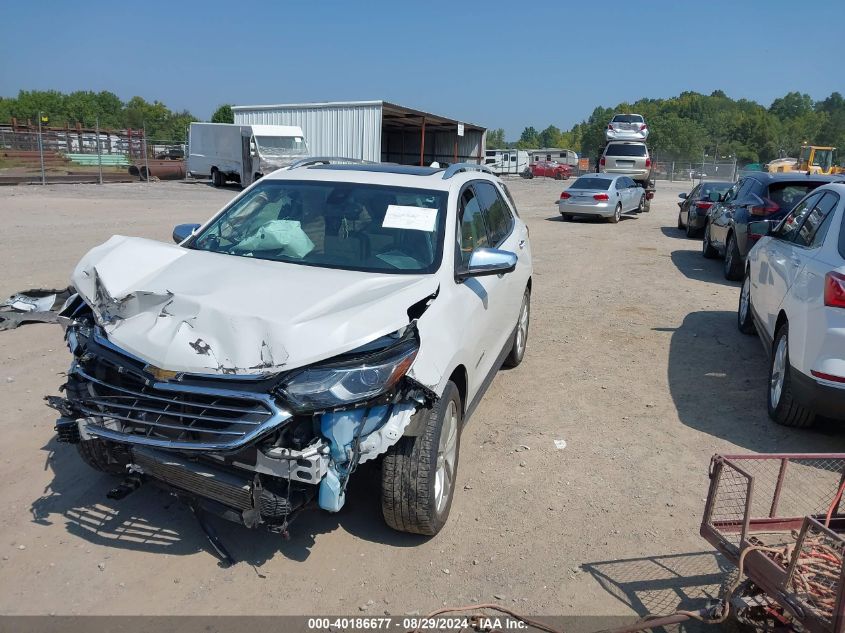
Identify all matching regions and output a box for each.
[605,114,649,142]
[738,183,845,427]
[48,161,532,541]
[558,173,645,223]
[528,160,572,180]
[599,141,652,187]
[702,172,842,280]
[676,181,733,237]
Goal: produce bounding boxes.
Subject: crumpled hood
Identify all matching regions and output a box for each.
[71,236,439,375]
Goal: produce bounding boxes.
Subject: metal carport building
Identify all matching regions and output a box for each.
[232,100,486,166]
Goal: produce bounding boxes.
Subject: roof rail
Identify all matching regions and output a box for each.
[287,156,376,170]
[441,162,495,180]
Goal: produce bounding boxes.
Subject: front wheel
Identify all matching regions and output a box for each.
[381,381,461,536]
[637,195,645,213]
[503,288,530,368]
[767,324,815,428]
[554,171,563,180]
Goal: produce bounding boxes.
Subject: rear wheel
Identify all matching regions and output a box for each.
[686,217,699,238]
[637,195,645,213]
[211,169,223,187]
[702,223,718,259]
[609,203,622,224]
[767,324,815,428]
[561,213,573,221]
[381,381,461,536]
[738,271,755,334]
[554,171,563,180]
[724,233,744,280]
[677,211,684,229]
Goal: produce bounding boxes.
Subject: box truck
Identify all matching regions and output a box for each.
[187,123,308,187]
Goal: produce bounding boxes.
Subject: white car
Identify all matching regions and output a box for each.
[605,113,649,142]
[738,183,845,427]
[50,160,533,542]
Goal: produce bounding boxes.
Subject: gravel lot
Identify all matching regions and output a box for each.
[1,177,843,618]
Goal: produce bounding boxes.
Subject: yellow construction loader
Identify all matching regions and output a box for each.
[767,145,844,175]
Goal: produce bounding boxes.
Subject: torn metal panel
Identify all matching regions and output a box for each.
[70,235,440,375]
[0,287,73,331]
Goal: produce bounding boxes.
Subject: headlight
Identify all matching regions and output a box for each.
[278,339,418,410]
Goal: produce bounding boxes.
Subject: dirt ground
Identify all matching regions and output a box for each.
[1,177,843,619]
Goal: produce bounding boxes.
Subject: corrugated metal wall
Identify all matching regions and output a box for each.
[233,103,383,162]
[382,129,484,165]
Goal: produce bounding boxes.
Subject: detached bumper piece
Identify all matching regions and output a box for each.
[129,446,312,529]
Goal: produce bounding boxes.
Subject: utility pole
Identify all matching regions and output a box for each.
[95,116,103,185]
[37,111,46,185]
[142,123,150,183]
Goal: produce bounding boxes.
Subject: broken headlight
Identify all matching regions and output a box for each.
[278,338,418,410]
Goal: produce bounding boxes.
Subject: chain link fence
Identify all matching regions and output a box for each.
[652,159,737,183]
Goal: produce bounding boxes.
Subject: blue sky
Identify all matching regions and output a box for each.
[1,0,843,138]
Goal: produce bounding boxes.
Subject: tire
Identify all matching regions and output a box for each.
[211,169,223,188]
[677,212,684,229]
[686,217,700,238]
[737,271,755,334]
[609,203,622,224]
[702,223,718,259]
[767,324,815,428]
[381,381,461,536]
[76,439,127,475]
[724,232,743,280]
[561,213,573,221]
[637,195,645,213]
[554,171,562,180]
[503,288,530,368]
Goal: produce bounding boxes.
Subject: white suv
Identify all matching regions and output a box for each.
[738,183,845,427]
[50,160,533,543]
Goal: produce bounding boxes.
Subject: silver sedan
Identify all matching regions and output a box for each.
[557,174,645,224]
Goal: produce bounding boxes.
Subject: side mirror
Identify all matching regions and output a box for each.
[718,193,727,202]
[173,223,201,244]
[678,192,688,199]
[457,247,517,280]
[748,220,773,240]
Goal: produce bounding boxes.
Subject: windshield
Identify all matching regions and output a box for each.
[813,149,833,170]
[605,144,647,157]
[700,182,732,198]
[612,114,644,123]
[570,177,610,190]
[255,136,308,157]
[192,180,448,274]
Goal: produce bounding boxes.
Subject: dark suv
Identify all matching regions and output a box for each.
[702,172,842,280]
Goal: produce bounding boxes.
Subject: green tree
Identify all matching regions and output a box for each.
[538,125,563,148]
[486,128,506,148]
[211,104,234,124]
[516,126,540,149]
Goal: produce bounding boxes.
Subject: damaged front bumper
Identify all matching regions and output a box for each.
[50,309,430,530]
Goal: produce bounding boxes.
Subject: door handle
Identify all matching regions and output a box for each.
[518,239,526,250]
[789,256,801,268]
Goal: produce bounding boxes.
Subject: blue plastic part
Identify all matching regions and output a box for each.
[318,466,345,512]
[320,405,389,463]
[317,405,391,512]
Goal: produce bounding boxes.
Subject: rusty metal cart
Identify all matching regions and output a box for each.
[701,453,845,633]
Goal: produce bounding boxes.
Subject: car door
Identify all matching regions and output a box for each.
[712,178,752,249]
[754,191,824,336]
[453,184,500,396]
[681,184,701,225]
[473,180,528,358]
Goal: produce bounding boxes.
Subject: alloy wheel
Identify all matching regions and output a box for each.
[434,401,458,514]
[770,335,788,408]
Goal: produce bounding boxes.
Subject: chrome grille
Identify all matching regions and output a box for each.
[71,359,291,451]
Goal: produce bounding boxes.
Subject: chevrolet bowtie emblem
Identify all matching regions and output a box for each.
[144,365,181,381]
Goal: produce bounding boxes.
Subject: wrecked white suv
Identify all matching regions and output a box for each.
[49,160,532,540]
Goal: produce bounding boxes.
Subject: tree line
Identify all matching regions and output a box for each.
[0,90,234,140]
[487,90,845,165]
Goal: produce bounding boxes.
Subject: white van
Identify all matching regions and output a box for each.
[483,149,529,176]
[188,123,308,187]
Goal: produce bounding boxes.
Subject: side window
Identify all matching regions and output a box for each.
[795,193,839,248]
[689,184,701,199]
[723,180,743,203]
[615,179,624,190]
[497,181,521,218]
[474,181,514,246]
[735,179,756,201]
[457,187,489,267]
[774,192,823,243]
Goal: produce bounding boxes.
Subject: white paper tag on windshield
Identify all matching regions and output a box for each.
[382,205,438,232]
